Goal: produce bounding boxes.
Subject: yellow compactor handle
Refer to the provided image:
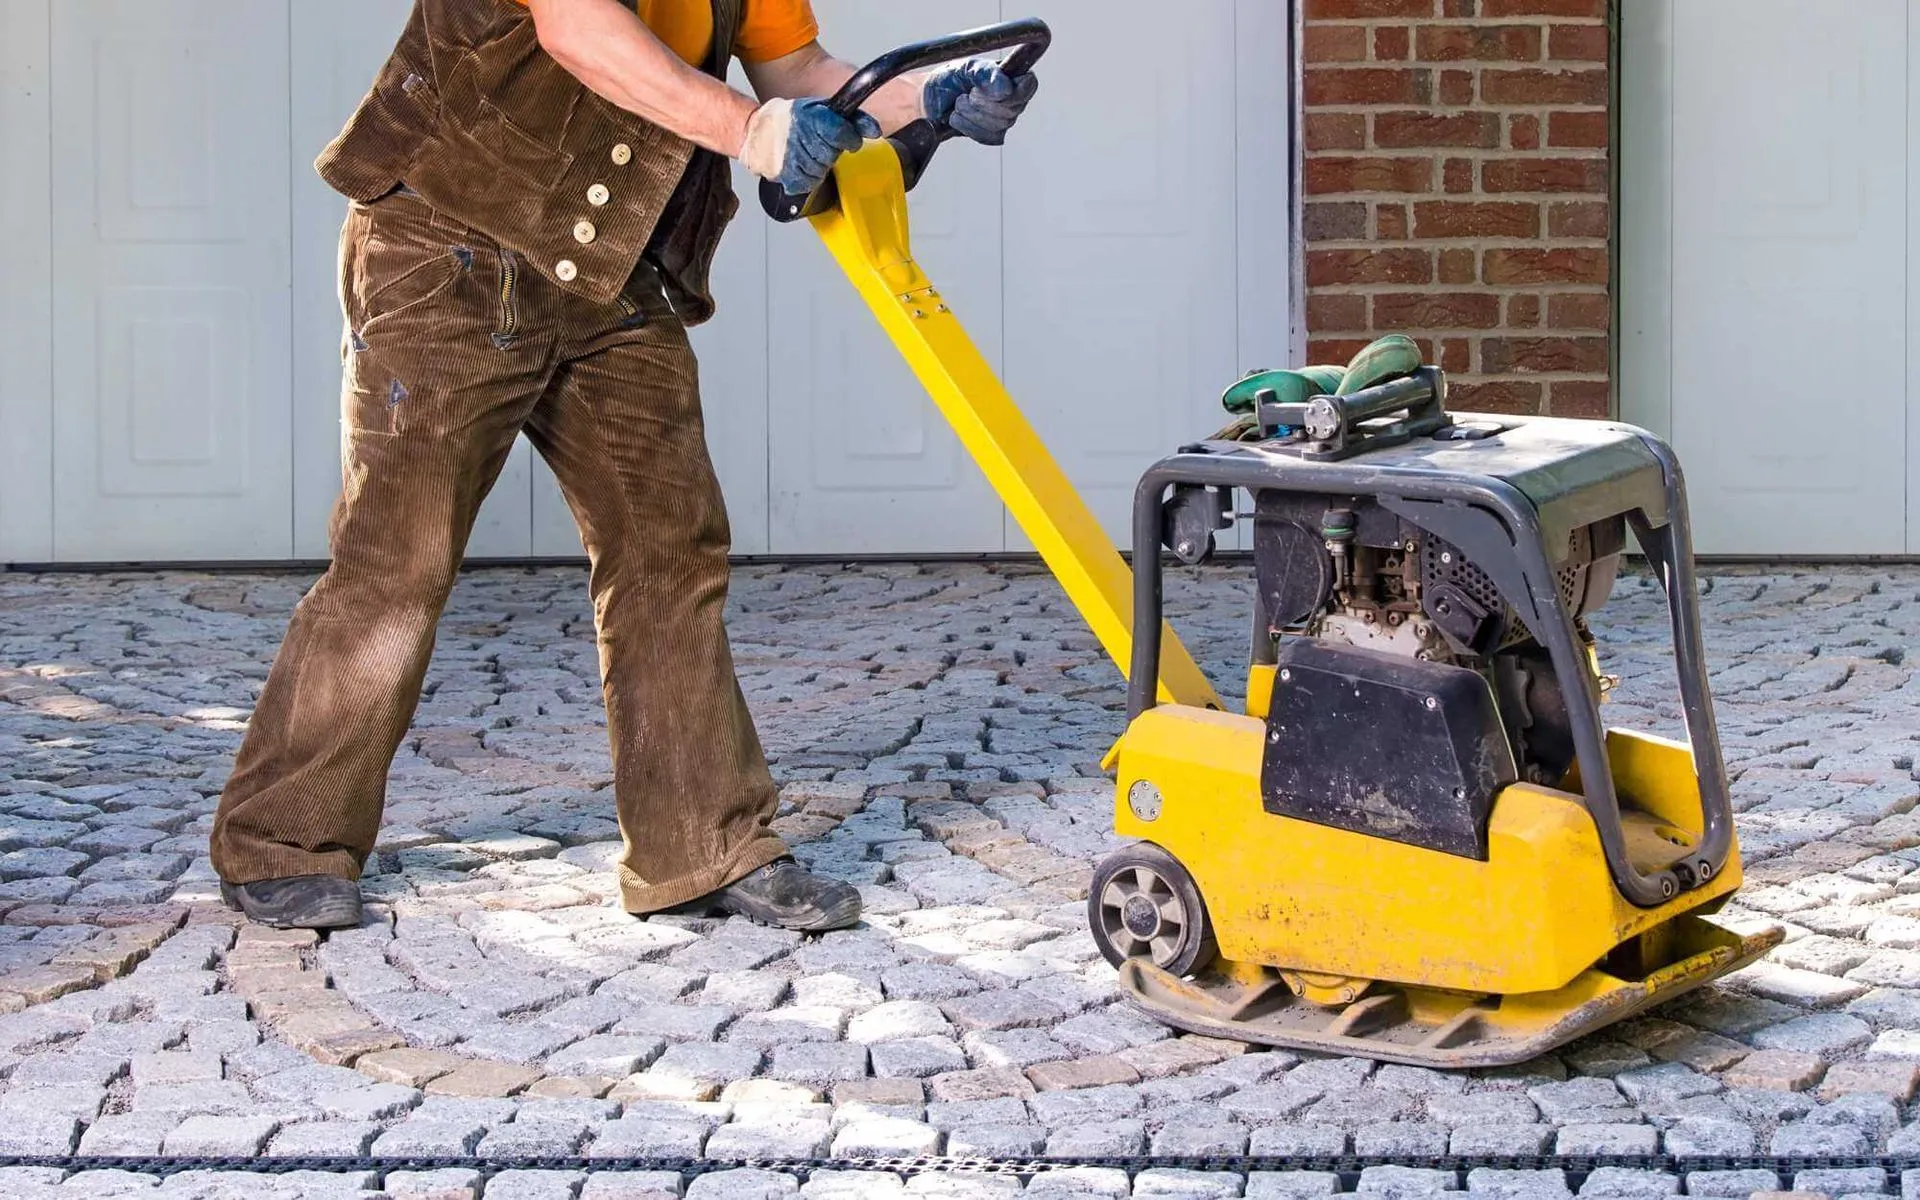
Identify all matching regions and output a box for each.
[807,141,1221,711]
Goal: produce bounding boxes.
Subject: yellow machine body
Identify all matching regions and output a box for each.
[1116,707,1741,993]
[810,136,1778,1067]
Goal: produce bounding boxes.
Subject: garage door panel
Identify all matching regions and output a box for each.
[96,286,251,496]
[1667,0,1906,555]
[1002,0,1239,549]
[51,1,293,562]
[768,0,1005,554]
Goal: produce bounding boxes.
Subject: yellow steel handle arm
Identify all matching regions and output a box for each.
[809,141,1220,710]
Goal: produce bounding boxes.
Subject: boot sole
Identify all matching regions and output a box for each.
[717,891,863,933]
[219,883,362,931]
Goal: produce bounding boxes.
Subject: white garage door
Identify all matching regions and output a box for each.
[1620,0,1917,556]
[0,0,1292,564]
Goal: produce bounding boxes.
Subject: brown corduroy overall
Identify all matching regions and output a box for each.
[209,0,790,913]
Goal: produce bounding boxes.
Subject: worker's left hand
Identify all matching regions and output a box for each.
[922,60,1039,146]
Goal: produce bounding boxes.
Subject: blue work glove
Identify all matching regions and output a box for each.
[922,59,1039,146]
[742,97,882,196]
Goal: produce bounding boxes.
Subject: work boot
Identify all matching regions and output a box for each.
[220,875,362,931]
[700,858,862,932]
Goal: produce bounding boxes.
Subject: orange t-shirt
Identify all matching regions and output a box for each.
[512,0,819,66]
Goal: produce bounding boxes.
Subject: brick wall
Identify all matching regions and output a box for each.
[1302,0,1612,418]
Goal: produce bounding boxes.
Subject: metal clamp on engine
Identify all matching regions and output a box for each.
[1256,367,1452,461]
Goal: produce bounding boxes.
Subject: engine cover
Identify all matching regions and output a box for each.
[1262,639,1519,860]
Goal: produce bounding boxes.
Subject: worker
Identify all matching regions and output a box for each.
[209,0,1037,933]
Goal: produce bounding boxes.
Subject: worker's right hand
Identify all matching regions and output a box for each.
[741,98,881,196]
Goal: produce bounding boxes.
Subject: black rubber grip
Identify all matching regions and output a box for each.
[760,18,1052,223]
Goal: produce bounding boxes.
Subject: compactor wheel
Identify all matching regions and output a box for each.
[1089,843,1217,977]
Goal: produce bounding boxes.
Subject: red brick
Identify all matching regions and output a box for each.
[1508,294,1542,328]
[1304,201,1370,241]
[1307,248,1434,286]
[1308,293,1370,332]
[1412,200,1540,239]
[1510,113,1541,150]
[1308,338,1378,363]
[1483,0,1604,15]
[1305,25,1369,63]
[1443,0,1475,13]
[1415,24,1541,62]
[1374,111,1501,148]
[1306,112,1369,150]
[1482,336,1609,374]
[1374,26,1412,60]
[1438,248,1478,283]
[1549,23,1609,60]
[1484,247,1608,285]
[1547,199,1610,237]
[1305,68,1430,106]
[1548,292,1611,329]
[1307,156,1434,194]
[1548,379,1611,418]
[1453,379,1545,413]
[1482,68,1608,105]
[1443,158,1475,193]
[1373,292,1502,330]
[1307,0,1437,15]
[1439,69,1476,105]
[1441,337,1473,373]
[1549,110,1610,148]
[1376,203,1410,238]
[1484,157,1609,193]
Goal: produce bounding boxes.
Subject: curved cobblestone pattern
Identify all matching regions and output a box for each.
[0,564,1918,1197]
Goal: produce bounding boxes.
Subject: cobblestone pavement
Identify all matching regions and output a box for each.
[1,562,1919,1198]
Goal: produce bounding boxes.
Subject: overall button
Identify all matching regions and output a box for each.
[611,144,633,166]
[555,259,579,282]
[574,221,597,245]
[587,184,610,206]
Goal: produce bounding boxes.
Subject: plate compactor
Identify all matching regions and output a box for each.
[771,20,1783,1067]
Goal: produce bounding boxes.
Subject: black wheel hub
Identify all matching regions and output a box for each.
[1122,894,1160,937]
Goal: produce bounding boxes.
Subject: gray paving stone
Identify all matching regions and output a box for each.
[1356,1165,1459,1196]
[1043,1118,1145,1156]
[1574,1167,1679,1196]
[1132,1169,1245,1199]
[869,1037,970,1079]
[546,1033,668,1077]
[0,1113,79,1155]
[264,1121,380,1156]
[1554,1124,1657,1155]
[1449,1125,1552,1155]
[371,1120,486,1157]
[684,1170,799,1200]
[704,1119,833,1159]
[1246,1174,1344,1198]
[161,1115,280,1156]
[1463,1170,1569,1197]
[1680,1170,1779,1197]
[942,1123,1043,1158]
[1750,1012,1875,1055]
[78,1112,181,1156]
[586,1117,709,1158]
[768,1041,869,1086]
[1771,1119,1874,1154]
[484,1170,587,1200]
[580,1172,686,1199]
[830,1116,941,1156]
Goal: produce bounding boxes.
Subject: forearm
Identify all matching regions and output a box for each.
[528,0,757,157]
[747,43,926,134]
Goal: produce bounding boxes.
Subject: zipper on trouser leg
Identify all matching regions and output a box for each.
[493,250,520,349]
[615,292,647,330]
